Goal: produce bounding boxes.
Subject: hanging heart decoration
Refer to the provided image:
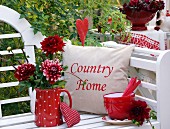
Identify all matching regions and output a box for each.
[76,18,88,46]
[60,102,80,128]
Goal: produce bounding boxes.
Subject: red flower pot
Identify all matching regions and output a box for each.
[125,10,155,31]
[103,92,135,120]
[35,88,72,127]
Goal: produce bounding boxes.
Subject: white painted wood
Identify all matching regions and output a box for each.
[114,121,160,129]
[130,57,156,72]
[156,50,170,129]
[0,5,31,33]
[92,121,159,129]
[0,33,21,39]
[0,123,37,129]
[21,29,45,48]
[167,32,170,39]
[137,87,157,111]
[0,113,34,127]
[68,122,127,129]
[0,113,160,129]
[24,46,36,64]
[0,104,2,118]
[135,95,157,107]
[0,65,19,71]
[0,5,45,48]
[0,96,30,104]
[0,49,23,55]
[140,81,157,91]
[128,78,157,91]
[0,82,19,88]
[2,112,32,119]
[80,114,100,119]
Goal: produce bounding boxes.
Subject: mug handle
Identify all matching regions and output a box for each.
[59,89,72,108]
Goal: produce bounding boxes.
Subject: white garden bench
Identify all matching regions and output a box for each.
[1,5,170,129]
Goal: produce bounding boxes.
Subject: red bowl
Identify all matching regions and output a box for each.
[125,10,155,31]
[103,92,135,120]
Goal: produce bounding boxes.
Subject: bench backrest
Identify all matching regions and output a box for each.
[0,5,44,119]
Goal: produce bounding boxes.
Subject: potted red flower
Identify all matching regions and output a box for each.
[128,100,156,129]
[13,35,74,127]
[121,0,165,31]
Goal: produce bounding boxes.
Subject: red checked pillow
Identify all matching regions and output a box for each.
[63,44,134,114]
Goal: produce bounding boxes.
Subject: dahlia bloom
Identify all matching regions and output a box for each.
[129,0,139,6]
[14,63,35,81]
[128,100,151,125]
[123,0,164,13]
[41,59,63,84]
[40,35,66,56]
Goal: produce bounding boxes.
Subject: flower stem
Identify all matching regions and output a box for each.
[64,71,84,82]
[21,48,29,63]
[0,57,17,70]
[147,119,155,129]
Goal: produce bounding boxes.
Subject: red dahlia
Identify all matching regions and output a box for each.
[14,63,35,81]
[129,0,139,6]
[41,59,63,84]
[40,35,66,56]
[128,100,151,125]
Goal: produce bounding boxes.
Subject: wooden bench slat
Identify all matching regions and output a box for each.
[2,113,32,119]
[135,95,157,107]
[115,121,160,129]
[0,82,19,88]
[80,114,101,120]
[130,57,156,72]
[0,33,21,39]
[140,81,157,91]
[1,121,159,129]
[0,49,23,55]
[0,114,34,127]
[128,78,157,91]
[0,65,19,71]
[93,121,159,129]
[68,122,129,129]
[0,113,102,129]
[0,96,30,104]
[0,122,36,129]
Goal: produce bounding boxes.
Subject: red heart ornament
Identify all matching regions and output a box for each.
[76,18,88,46]
[60,102,80,128]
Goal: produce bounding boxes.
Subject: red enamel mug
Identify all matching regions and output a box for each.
[103,92,135,120]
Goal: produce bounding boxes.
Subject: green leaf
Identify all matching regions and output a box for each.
[62,65,68,71]
[18,86,26,92]
[34,79,41,83]
[20,14,25,19]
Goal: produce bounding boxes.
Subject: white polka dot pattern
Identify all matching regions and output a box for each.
[35,88,63,127]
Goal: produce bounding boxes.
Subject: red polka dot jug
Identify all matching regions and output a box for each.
[35,88,72,127]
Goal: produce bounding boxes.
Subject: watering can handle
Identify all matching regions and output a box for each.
[59,89,72,108]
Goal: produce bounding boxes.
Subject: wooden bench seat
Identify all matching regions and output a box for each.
[0,112,159,129]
